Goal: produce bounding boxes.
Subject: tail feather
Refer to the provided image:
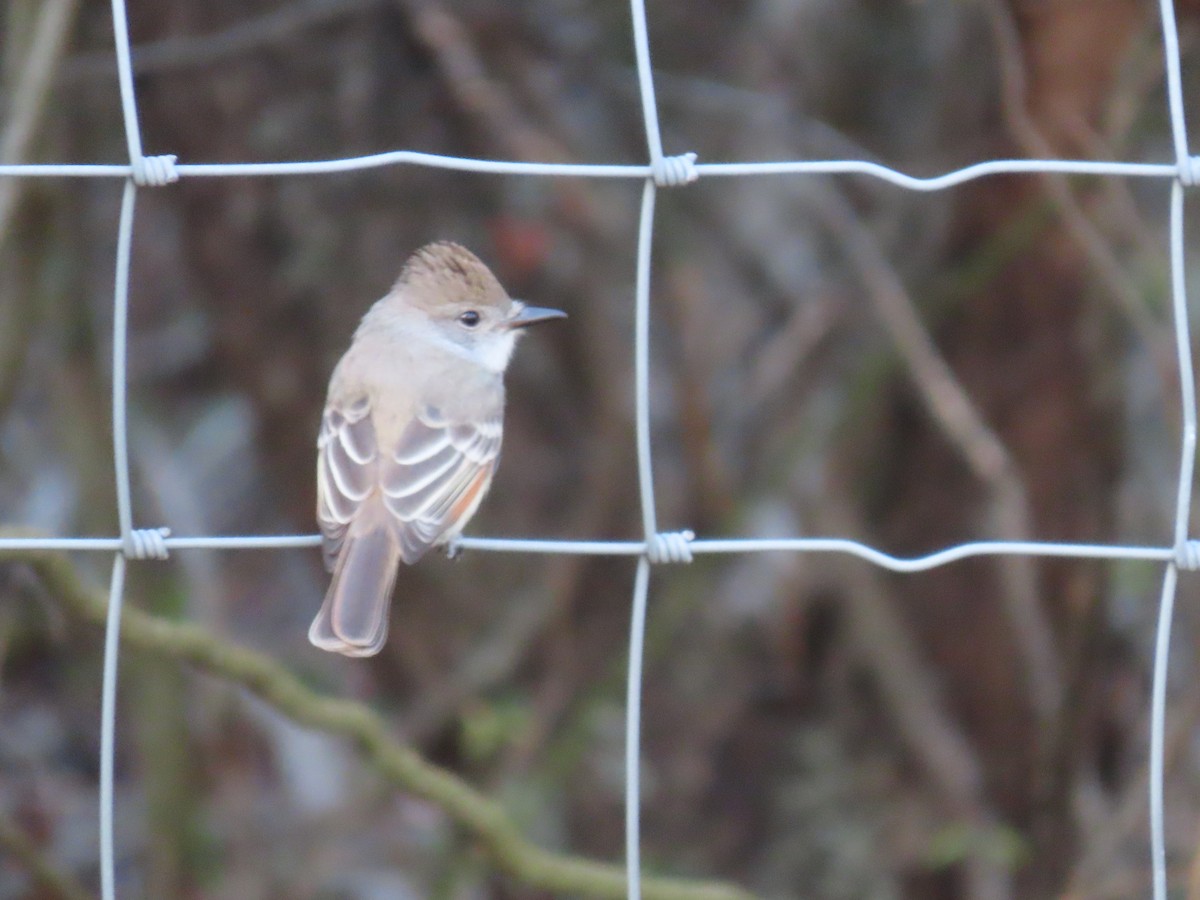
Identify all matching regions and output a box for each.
[309,503,401,657]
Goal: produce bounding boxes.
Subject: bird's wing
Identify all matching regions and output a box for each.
[318,398,501,570]
[379,405,501,563]
[316,395,377,572]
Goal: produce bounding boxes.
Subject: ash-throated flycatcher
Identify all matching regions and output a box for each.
[309,241,565,656]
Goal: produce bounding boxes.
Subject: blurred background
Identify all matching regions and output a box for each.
[4,0,1200,896]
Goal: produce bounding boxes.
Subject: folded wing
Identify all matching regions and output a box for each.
[317,398,502,569]
[381,405,501,562]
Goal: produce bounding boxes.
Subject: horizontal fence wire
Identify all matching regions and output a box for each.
[0,0,1196,897]
[0,156,1187,184]
[0,534,1188,565]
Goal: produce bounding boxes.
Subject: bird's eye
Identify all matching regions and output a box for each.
[458,310,481,327]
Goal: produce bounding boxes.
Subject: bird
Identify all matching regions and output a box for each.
[309,241,566,656]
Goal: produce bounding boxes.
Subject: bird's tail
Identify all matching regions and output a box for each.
[309,500,401,657]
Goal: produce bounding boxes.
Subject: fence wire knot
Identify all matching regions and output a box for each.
[123,527,171,560]
[651,152,699,188]
[1174,539,1200,570]
[130,154,179,187]
[645,530,695,564]
[1177,156,1200,187]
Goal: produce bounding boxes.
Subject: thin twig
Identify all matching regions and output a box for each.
[808,182,1063,727]
[0,531,757,900]
[0,0,80,250]
[816,498,1012,900]
[396,0,563,164]
[978,0,1174,382]
[1064,665,1200,897]
[62,0,381,80]
[0,0,82,436]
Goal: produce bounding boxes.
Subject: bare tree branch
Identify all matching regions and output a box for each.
[0,0,79,249]
[808,183,1063,728]
[978,0,1174,382]
[62,0,379,80]
[816,498,1013,900]
[0,531,758,900]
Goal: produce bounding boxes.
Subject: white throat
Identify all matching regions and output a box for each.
[467,330,518,373]
[405,317,518,374]
[367,301,522,374]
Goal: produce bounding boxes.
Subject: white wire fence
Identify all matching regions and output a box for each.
[0,0,1197,897]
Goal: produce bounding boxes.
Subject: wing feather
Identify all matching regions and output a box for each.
[318,399,502,570]
[382,406,500,563]
[316,400,378,571]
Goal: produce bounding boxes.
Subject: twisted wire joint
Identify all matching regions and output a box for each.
[130,155,180,187]
[123,527,171,560]
[1180,155,1200,187]
[1175,539,1200,570]
[652,153,699,188]
[645,530,695,564]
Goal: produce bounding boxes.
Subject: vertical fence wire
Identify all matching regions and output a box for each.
[1150,1,1196,895]
[0,0,1196,895]
[625,557,653,900]
[628,0,666,170]
[108,0,146,163]
[626,0,670,891]
[1158,0,1191,176]
[97,554,126,900]
[1150,178,1196,900]
[624,0,682,887]
[632,179,662,543]
[98,177,139,900]
[625,178,661,900]
[1150,564,1178,900]
[98,0,152,892]
[110,179,138,549]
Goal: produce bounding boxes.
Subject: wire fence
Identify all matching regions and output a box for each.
[1,0,1197,897]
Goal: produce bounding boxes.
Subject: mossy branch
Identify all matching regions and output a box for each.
[0,813,92,900]
[2,532,757,900]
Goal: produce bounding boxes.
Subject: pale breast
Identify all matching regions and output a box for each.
[328,325,504,450]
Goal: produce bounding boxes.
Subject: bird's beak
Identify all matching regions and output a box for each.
[506,304,568,329]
